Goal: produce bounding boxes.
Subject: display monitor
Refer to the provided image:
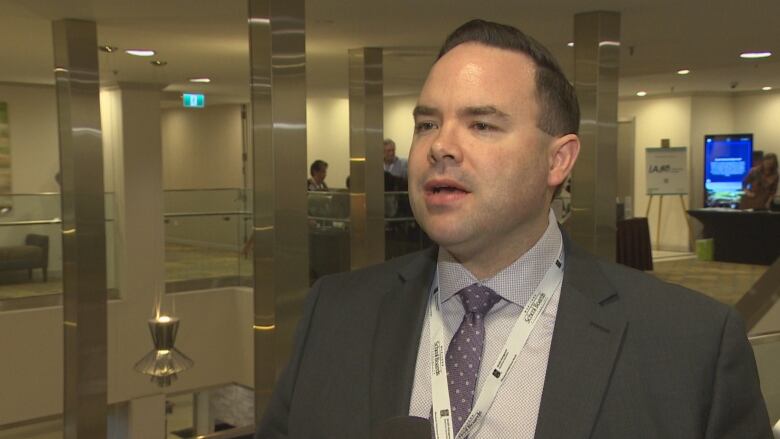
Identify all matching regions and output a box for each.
[704,134,753,208]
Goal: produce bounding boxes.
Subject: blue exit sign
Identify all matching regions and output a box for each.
[182,93,205,108]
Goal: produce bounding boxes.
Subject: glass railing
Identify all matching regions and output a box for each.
[165,188,247,216]
[164,211,252,293]
[166,383,254,439]
[0,192,116,305]
[749,331,780,430]
[164,188,252,292]
[384,191,431,260]
[0,415,62,439]
[308,190,350,283]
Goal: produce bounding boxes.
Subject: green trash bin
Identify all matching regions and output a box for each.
[696,238,714,261]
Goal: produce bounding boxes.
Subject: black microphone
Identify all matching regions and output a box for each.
[374,416,432,439]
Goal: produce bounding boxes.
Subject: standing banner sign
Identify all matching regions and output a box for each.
[646,147,688,195]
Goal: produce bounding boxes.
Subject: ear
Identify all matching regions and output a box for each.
[547,134,580,188]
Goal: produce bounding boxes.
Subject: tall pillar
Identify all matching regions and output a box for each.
[248,0,309,421]
[569,11,621,261]
[52,19,108,439]
[348,48,385,269]
[100,83,165,309]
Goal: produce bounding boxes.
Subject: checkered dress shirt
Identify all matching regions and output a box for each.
[409,210,563,439]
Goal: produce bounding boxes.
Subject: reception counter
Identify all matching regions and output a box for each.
[687,209,780,265]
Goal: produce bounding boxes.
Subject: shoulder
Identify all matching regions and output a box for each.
[312,247,434,301]
[594,258,734,334]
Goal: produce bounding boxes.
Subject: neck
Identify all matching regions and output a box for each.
[451,212,551,280]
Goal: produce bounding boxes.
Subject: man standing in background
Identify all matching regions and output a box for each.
[383,138,408,180]
[307,159,329,191]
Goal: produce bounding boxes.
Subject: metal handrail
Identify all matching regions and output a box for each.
[308,216,350,222]
[0,219,62,226]
[193,425,254,438]
[164,211,252,218]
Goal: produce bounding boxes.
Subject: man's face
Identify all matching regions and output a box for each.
[408,43,556,260]
[314,167,327,183]
[384,143,396,164]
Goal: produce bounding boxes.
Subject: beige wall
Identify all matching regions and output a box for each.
[734,92,780,158]
[0,83,59,194]
[384,94,417,161]
[306,96,349,189]
[618,96,692,251]
[162,105,244,190]
[0,287,253,425]
[304,93,417,191]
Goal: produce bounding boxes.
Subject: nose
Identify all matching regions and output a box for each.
[428,124,462,165]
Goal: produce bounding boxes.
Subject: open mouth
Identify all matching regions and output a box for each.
[424,179,470,196]
[431,186,466,194]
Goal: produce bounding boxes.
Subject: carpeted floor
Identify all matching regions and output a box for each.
[648,257,768,306]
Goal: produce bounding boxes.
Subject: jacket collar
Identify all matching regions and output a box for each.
[534,231,627,438]
[369,247,437,432]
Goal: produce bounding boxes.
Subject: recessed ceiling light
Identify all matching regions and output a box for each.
[677,69,690,75]
[763,86,773,91]
[636,91,647,97]
[150,60,167,66]
[189,78,211,83]
[126,49,156,57]
[740,51,772,59]
[567,42,574,48]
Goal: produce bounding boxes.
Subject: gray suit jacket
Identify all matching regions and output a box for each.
[258,237,771,438]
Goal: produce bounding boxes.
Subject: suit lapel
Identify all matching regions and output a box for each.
[369,248,437,432]
[535,237,627,439]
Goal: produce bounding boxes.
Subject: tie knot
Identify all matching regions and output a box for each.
[457,284,501,316]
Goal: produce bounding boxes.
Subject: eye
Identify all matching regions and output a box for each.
[414,121,437,133]
[471,121,495,131]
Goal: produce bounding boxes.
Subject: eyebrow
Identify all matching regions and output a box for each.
[458,105,511,120]
[412,105,440,118]
[412,104,511,121]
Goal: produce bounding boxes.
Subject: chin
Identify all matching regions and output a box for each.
[419,219,472,249]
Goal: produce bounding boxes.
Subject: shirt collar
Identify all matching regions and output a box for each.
[436,209,563,308]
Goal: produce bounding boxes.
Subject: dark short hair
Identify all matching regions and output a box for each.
[383,139,395,148]
[310,159,328,175]
[437,19,580,137]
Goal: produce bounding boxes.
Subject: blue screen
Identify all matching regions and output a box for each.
[704,134,752,208]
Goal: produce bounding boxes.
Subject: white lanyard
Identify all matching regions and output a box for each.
[429,244,564,439]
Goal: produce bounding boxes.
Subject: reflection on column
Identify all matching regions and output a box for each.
[570,11,620,261]
[52,19,108,439]
[248,0,308,421]
[349,48,385,270]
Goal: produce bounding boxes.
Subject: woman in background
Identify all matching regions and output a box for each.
[740,152,778,210]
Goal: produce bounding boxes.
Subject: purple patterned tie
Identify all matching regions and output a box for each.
[445,284,501,435]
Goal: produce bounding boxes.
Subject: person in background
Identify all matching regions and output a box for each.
[383,138,408,180]
[307,159,329,191]
[740,152,778,210]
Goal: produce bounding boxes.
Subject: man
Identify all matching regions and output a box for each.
[384,138,408,180]
[307,159,329,191]
[258,20,770,439]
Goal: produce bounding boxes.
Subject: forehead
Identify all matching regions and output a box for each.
[420,43,537,113]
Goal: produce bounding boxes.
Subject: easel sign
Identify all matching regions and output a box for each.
[644,145,692,250]
[646,147,688,195]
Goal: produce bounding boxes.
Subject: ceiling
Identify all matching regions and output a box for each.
[0,0,778,104]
